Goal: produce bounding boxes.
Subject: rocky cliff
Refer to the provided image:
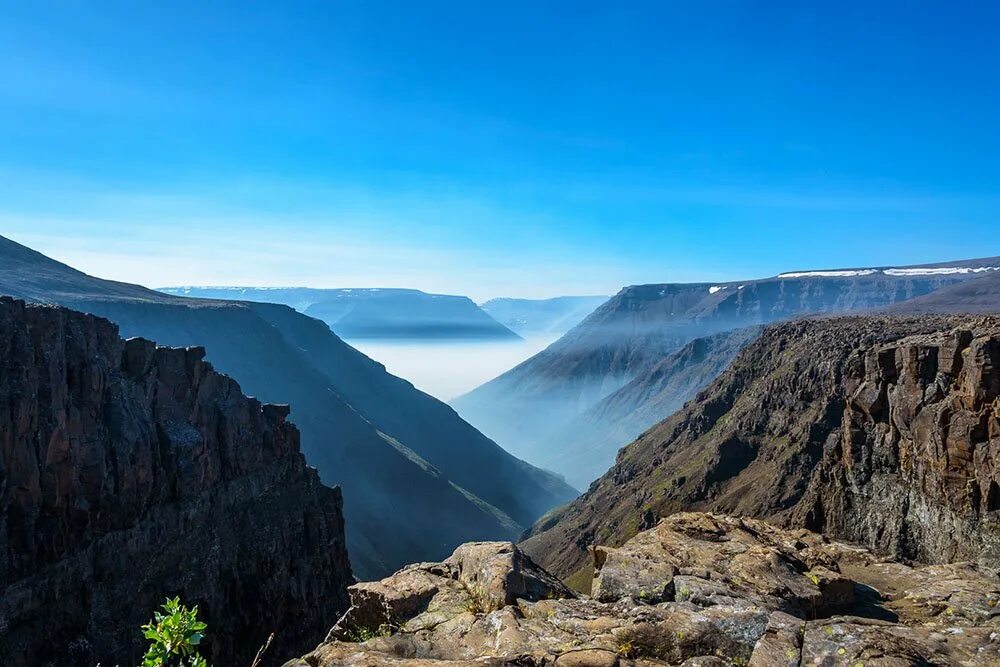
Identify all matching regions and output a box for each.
[524,315,1000,581]
[286,512,1000,666]
[0,297,352,667]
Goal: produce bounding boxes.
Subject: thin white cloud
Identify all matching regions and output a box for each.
[2,214,629,301]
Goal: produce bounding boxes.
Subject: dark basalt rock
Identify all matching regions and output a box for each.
[0,297,352,667]
[523,315,1000,580]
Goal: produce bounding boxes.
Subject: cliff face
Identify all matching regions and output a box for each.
[524,315,1000,579]
[0,298,352,667]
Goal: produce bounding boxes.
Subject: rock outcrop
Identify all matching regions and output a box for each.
[0,298,352,667]
[524,315,1000,581]
[287,513,1000,666]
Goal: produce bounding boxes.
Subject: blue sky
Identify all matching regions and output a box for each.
[1,1,998,299]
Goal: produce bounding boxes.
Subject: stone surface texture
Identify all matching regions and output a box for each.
[287,513,1000,667]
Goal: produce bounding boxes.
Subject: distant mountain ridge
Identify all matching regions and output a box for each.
[480,295,608,335]
[454,256,1000,487]
[0,235,575,578]
[160,286,520,341]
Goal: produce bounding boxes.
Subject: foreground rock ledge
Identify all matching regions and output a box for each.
[286,512,999,667]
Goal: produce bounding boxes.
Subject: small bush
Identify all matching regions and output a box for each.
[140,597,210,667]
[347,623,396,642]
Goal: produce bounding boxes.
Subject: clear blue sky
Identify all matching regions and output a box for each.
[2,1,998,299]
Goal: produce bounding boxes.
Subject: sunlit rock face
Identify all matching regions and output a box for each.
[287,513,1000,666]
[523,314,1000,581]
[0,297,352,667]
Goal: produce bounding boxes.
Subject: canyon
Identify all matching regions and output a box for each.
[4,245,1000,665]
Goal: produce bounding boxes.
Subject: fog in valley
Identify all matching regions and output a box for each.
[350,335,559,401]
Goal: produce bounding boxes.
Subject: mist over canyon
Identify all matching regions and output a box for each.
[351,336,559,400]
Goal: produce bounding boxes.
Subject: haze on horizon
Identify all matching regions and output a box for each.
[2,1,999,300]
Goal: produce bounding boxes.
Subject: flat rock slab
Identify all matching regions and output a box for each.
[287,513,1000,666]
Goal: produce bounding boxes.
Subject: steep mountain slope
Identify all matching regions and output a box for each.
[541,326,763,487]
[455,258,1000,476]
[480,295,608,335]
[522,315,1000,581]
[0,298,352,667]
[0,235,575,578]
[160,286,520,340]
[888,267,1000,314]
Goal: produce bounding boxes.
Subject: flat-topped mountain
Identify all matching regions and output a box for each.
[523,315,1000,585]
[0,298,352,667]
[454,257,1000,485]
[480,295,608,335]
[0,235,575,579]
[158,286,323,311]
[160,286,520,341]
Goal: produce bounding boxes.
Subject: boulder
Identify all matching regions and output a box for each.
[445,541,573,609]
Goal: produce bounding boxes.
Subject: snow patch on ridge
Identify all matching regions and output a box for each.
[883,267,999,276]
[778,267,1000,279]
[777,270,879,278]
[709,286,725,294]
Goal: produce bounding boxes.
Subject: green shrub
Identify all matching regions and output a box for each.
[139,597,210,667]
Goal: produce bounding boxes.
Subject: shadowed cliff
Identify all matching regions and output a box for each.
[0,297,352,667]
